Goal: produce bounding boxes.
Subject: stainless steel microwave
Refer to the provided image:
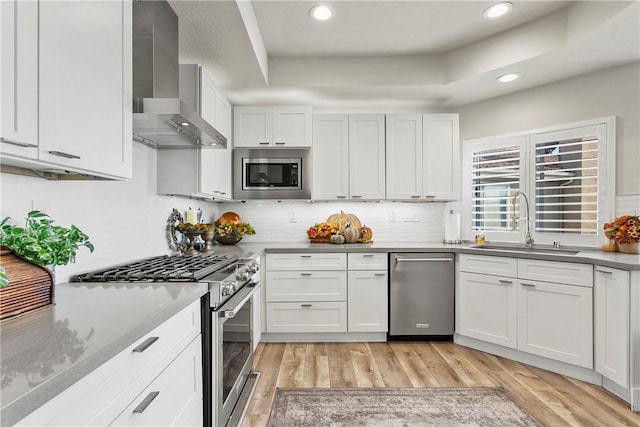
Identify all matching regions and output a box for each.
[233,148,311,199]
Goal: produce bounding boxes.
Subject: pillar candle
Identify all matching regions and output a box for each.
[185,209,197,224]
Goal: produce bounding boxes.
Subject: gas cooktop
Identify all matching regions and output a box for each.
[72,253,238,282]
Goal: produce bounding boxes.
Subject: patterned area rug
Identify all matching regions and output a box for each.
[268,387,541,426]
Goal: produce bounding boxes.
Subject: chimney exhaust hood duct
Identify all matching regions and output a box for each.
[132,1,227,149]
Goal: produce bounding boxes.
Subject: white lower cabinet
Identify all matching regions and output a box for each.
[457,272,517,348]
[457,254,593,369]
[265,252,388,335]
[517,280,593,368]
[594,266,629,388]
[16,301,203,427]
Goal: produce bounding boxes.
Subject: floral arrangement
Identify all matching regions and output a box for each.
[175,222,210,232]
[306,222,339,239]
[604,215,640,244]
[214,220,255,238]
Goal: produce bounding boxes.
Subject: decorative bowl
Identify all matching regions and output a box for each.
[215,235,242,245]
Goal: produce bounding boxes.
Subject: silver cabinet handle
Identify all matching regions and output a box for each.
[362,254,374,258]
[259,142,270,145]
[301,303,312,307]
[425,195,436,199]
[337,195,347,199]
[275,142,286,145]
[1,137,37,148]
[133,391,160,413]
[132,336,159,353]
[521,282,536,287]
[396,258,452,262]
[374,273,386,276]
[411,195,421,198]
[595,269,612,274]
[300,255,312,258]
[49,150,81,159]
[352,195,362,198]
[498,280,513,284]
[300,273,312,276]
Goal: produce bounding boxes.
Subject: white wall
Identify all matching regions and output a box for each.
[0,143,219,283]
[458,62,640,197]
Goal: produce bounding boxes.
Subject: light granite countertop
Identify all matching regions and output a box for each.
[227,240,640,271]
[0,281,208,426]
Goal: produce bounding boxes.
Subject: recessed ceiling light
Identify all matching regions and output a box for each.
[497,73,519,83]
[483,2,513,19]
[309,5,334,21]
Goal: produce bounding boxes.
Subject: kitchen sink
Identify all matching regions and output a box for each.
[471,244,579,255]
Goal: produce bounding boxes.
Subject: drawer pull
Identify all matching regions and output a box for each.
[259,142,270,145]
[1,137,37,148]
[301,303,312,307]
[133,391,160,413]
[300,273,312,276]
[521,282,536,287]
[275,142,286,145]
[374,273,386,276]
[300,255,312,258]
[352,195,362,198]
[595,269,613,275]
[337,195,347,199]
[133,336,159,353]
[498,280,513,284]
[362,254,374,258]
[48,150,81,159]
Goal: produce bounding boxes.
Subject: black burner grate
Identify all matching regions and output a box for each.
[73,254,238,282]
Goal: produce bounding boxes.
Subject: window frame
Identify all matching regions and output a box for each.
[462,116,616,248]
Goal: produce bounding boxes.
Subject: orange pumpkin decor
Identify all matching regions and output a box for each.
[326,210,362,233]
[217,212,242,225]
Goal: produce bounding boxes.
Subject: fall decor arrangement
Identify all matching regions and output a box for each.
[307,210,373,244]
[604,214,640,253]
[214,212,255,245]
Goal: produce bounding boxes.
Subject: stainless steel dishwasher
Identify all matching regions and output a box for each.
[389,253,455,339]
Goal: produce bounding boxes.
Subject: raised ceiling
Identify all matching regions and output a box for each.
[169,0,640,109]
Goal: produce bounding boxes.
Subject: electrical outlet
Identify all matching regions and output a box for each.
[32,200,50,213]
[389,211,397,222]
[289,210,297,223]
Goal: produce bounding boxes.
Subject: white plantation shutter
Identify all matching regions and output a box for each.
[533,136,599,235]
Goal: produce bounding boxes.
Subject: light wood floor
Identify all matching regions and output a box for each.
[242,341,640,427]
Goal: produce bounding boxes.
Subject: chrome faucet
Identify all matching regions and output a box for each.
[512,191,534,248]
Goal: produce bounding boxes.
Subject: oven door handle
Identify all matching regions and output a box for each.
[218,284,259,319]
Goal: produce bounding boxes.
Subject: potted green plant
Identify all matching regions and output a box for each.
[0,211,94,286]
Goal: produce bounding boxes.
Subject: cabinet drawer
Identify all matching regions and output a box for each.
[518,259,592,287]
[266,271,347,302]
[458,254,517,277]
[348,253,388,270]
[266,253,346,270]
[110,337,202,426]
[16,301,202,426]
[266,302,347,333]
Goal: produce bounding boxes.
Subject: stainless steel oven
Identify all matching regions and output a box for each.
[233,148,311,199]
[213,281,259,427]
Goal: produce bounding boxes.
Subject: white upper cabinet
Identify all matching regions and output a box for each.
[234,106,312,147]
[386,114,423,200]
[37,0,132,179]
[1,0,132,179]
[349,114,386,200]
[0,0,39,158]
[312,114,350,200]
[386,113,459,201]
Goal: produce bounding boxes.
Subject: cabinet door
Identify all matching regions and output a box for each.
[517,280,593,368]
[233,107,272,147]
[348,271,388,332]
[349,114,386,200]
[457,272,517,348]
[200,68,218,129]
[423,114,459,200]
[273,106,312,147]
[386,114,423,200]
[266,271,347,302]
[595,267,629,388]
[312,114,349,200]
[210,94,232,199]
[0,0,38,158]
[37,1,132,179]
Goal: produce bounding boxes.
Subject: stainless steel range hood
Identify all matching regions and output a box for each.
[132,1,227,149]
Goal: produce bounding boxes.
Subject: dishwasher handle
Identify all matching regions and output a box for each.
[395,258,452,263]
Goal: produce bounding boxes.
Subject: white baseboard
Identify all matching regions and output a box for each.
[261,332,387,342]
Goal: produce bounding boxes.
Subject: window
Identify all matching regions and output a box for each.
[463,117,615,247]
